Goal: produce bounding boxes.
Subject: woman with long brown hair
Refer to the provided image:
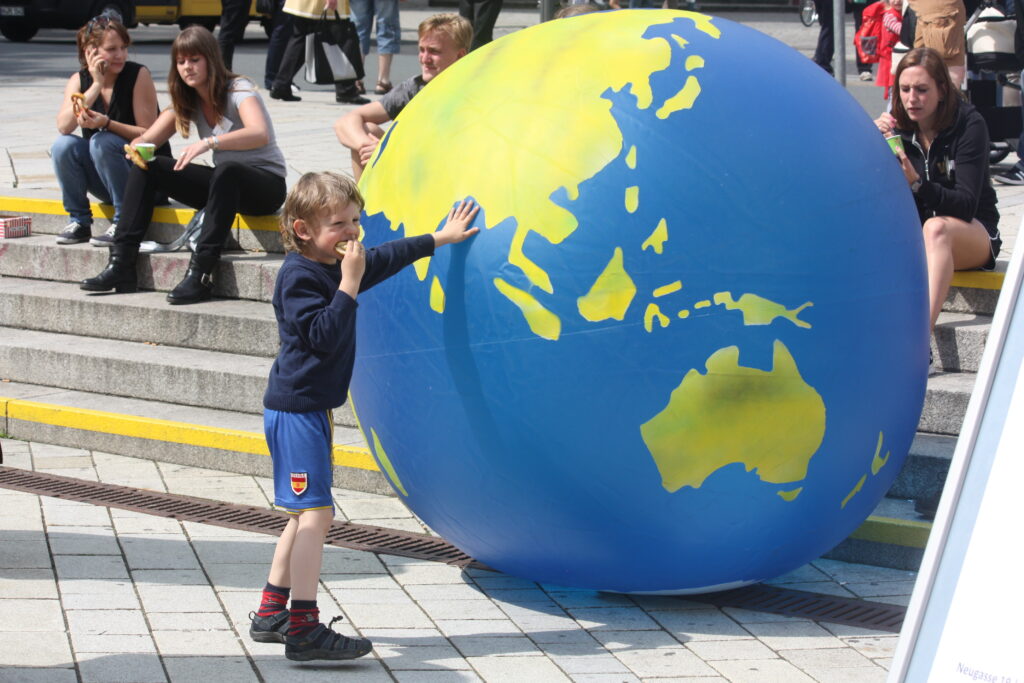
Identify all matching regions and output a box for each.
[53,13,161,246]
[875,47,1000,350]
[81,25,287,305]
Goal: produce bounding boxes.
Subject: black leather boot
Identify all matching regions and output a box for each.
[80,243,138,293]
[167,254,215,305]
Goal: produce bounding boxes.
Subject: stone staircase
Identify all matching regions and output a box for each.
[0,195,1005,570]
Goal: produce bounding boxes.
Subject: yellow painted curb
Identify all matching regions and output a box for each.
[0,196,278,234]
[0,396,378,472]
[950,270,1004,291]
[849,515,931,548]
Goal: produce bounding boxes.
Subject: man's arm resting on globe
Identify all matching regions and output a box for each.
[335,101,391,154]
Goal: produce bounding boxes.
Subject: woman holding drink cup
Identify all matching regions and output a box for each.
[874,47,1000,346]
[81,26,287,305]
[53,13,163,247]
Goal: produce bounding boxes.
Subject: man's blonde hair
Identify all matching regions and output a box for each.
[418,13,472,53]
[279,172,364,254]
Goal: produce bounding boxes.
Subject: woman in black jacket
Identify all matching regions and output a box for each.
[875,47,1001,335]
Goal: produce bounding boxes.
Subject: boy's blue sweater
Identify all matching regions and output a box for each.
[263,235,435,413]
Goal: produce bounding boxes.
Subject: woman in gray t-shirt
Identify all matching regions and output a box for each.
[81,26,288,305]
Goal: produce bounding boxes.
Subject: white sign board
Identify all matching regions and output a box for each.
[889,219,1024,683]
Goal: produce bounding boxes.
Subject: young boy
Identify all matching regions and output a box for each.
[248,171,479,661]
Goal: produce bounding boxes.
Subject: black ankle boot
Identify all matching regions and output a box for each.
[80,244,138,293]
[167,254,215,305]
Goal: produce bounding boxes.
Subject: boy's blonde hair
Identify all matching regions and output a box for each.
[279,172,364,254]
[418,13,472,53]
[554,3,600,18]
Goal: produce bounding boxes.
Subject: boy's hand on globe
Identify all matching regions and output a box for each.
[434,200,480,247]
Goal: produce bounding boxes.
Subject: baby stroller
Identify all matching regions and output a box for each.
[965,0,1022,162]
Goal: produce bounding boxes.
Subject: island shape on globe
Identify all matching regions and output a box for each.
[349,9,929,593]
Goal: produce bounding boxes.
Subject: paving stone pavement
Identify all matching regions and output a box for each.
[0,437,914,682]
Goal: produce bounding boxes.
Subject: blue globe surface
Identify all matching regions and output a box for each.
[350,10,928,593]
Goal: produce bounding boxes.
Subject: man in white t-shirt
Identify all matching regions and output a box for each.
[334,13,470,180]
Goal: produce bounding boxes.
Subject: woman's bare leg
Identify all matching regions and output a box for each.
[921,216,992,330]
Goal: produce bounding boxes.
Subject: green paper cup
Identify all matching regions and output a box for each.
[885,134,904,156]
[135,143,156,161]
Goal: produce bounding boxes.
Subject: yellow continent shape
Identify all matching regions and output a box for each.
[359,10,720,290]
[640,340,825,492]
[370,428,408,497]
[713,291,812,328]
[641,218,669,253]
[871,431,890,475]
[430,275,445,313]
[494,277,561,340]
[577,247,636,322]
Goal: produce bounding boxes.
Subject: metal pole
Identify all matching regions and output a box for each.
[834,0,846,86]
[540,0,558,23]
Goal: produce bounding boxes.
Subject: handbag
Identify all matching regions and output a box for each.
[304,10,365,84]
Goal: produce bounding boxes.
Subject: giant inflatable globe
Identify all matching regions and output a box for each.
[350,10,928,593]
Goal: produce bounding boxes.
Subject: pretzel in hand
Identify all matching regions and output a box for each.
[71,93,88,117]
[334,242,348,258]
[123,144,148,170]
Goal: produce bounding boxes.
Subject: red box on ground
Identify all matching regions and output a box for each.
[0,215,31,238]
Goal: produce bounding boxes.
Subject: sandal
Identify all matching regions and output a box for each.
[374,80,392,95]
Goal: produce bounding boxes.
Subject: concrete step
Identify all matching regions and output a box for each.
[0,380,389,495]
[0,234,280,303]
[0,325,357,427]
[0,194,283,253]
[0,379,935,570]
[0,274,979,436]
[823,496,931,571]
[933,311,987,374]
[944,268,1004,317]
[0,195,1009,317]
[887,431,955,503]
[0,276,279,358]
[932,311,990,373]
[918,370,977,436]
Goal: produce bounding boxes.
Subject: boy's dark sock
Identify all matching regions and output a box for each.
[289,599,319,638]
[257,582,290,617]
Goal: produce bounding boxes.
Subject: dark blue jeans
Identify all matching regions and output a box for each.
[264,0,293,89]
[51,131,131,226]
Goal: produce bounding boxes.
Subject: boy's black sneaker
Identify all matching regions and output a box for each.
[285,616,373,661]
[249,609,290,643]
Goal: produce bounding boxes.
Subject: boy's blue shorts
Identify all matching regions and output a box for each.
[264,408,335,514]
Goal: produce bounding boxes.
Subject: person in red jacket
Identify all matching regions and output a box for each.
[877,0,904,97]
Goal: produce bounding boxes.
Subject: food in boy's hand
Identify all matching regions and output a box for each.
[334,242,348,258]
[71,93,88,116]
[124,144,148,170]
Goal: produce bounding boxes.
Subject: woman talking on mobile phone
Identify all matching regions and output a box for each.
[53,13,163,247]
[80,25,287,305]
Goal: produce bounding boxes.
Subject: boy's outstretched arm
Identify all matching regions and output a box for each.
[433,200,481,247]
[356,200,480,293]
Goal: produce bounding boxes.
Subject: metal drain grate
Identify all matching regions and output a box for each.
[0,465,488,570]
[0,465,907,632]
[701,583,905,633]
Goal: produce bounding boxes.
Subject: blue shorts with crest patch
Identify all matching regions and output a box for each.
[264,408,334,514]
